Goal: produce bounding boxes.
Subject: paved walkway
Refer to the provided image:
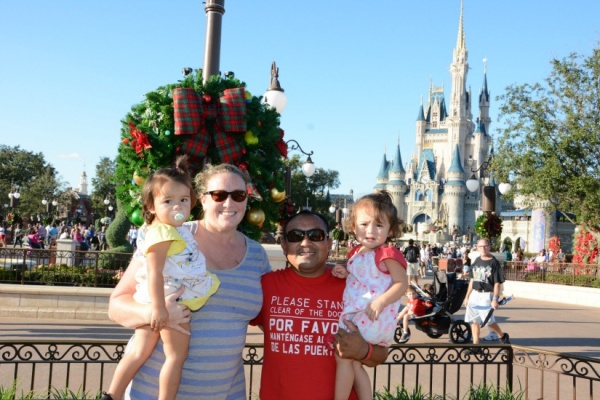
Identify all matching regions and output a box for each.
[2,294,599,359]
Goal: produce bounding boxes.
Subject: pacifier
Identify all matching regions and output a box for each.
[170,211,185,222]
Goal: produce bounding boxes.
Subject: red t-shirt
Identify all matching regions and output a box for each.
[251,267,357,400]
[408,297,426,317]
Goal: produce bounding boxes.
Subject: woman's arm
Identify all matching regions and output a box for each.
[108,257,191,334]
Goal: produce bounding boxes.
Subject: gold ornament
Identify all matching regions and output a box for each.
[246,207,266,226]
[244,130,259,145]
[133,170,147,186]
[270,188,286,203]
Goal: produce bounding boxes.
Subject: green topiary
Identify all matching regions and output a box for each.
[105,201,133,255]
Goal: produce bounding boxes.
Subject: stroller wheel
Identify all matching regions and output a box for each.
[450,320,472,344]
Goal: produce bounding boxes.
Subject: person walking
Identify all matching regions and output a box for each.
[403,239,420,286]
[128,225,138,249]
[12,224,24,247]
[464,238,510,347]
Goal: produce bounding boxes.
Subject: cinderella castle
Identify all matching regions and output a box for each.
[373,3,575,252]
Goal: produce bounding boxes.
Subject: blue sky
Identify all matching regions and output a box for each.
[1,1,599,200]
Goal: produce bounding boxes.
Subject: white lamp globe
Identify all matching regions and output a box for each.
[466,177,480,193]
[263,90,287,114]
[301,157,316,177]
[498,182,512,195]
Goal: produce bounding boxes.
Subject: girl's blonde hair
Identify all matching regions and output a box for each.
[349,190,402,240]
[141,155,196,224]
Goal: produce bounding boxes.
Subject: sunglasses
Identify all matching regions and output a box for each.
[285,229,327,243]
[204,190,248,202]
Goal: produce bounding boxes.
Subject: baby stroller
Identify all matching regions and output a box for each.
[395,270,472,344]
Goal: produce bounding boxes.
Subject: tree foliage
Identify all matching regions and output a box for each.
[494,46,600,231]
[0,145,66,224]
[286,154,340,220]
[90,157,116,217]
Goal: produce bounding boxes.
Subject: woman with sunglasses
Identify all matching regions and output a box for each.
[108,163,270,399]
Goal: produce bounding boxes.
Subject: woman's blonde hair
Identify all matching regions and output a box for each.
[193,163,250,195]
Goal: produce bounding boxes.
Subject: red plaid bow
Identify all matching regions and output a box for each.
[129,123,152,155]
[173,87,247,167]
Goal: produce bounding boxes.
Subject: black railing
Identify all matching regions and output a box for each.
[504,261,599,287]
[3,248,599,290]
[3,341,597,399]
[0,248,131,287]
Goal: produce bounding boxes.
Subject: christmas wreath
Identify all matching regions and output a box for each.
[113,71,289,240]
[474,212,503,240]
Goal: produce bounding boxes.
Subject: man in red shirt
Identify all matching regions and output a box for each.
[251,210,388,400]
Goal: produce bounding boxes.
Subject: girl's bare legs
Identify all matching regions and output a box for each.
[107,326,159,399]
[334,353,355,400]
[158,323,190,400]
[352,360,373,400]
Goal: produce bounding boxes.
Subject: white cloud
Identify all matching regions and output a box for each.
[58,153,82,159]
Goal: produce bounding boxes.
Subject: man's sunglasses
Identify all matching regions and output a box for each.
[203,190,248,202]
[285,229,327,243]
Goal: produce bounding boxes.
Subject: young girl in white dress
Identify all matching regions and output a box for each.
[332,191,409,400]
[102,156,219,400]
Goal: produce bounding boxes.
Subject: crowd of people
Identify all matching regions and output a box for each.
[5,221,109,251]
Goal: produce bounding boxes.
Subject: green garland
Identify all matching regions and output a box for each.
[474,212,503,240]
[113,71,286,240]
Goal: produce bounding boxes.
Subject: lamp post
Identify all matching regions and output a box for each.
[8,185,20,209]
[466,148,511,248]
[202,0,225,84]
[284,139,315,198]
[263,61,288,114]
[41,198,58,219]
[466,147,512,212]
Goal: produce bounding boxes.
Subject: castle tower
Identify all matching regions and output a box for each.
[374,151,389,191]
[386,143,408,219]
[77,170,89,196]
[445,144,466,231]
[373,1,495,240]
[479,61,492,135]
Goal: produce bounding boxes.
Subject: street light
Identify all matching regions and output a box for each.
[466,148,507,213]
[8,185,20,209]
[104,194,115,218]
[263,61,287,113]
[284,139,315,198]
[42,198,58,216]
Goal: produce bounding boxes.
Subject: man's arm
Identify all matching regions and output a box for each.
[334,320,388,368]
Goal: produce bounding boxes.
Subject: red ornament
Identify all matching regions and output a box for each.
[202,94,212,103]
[241,148,247,155]
[238,162,248,171]
[122,138,130,144]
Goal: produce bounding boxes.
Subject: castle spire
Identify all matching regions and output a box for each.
[456,0,466,50]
